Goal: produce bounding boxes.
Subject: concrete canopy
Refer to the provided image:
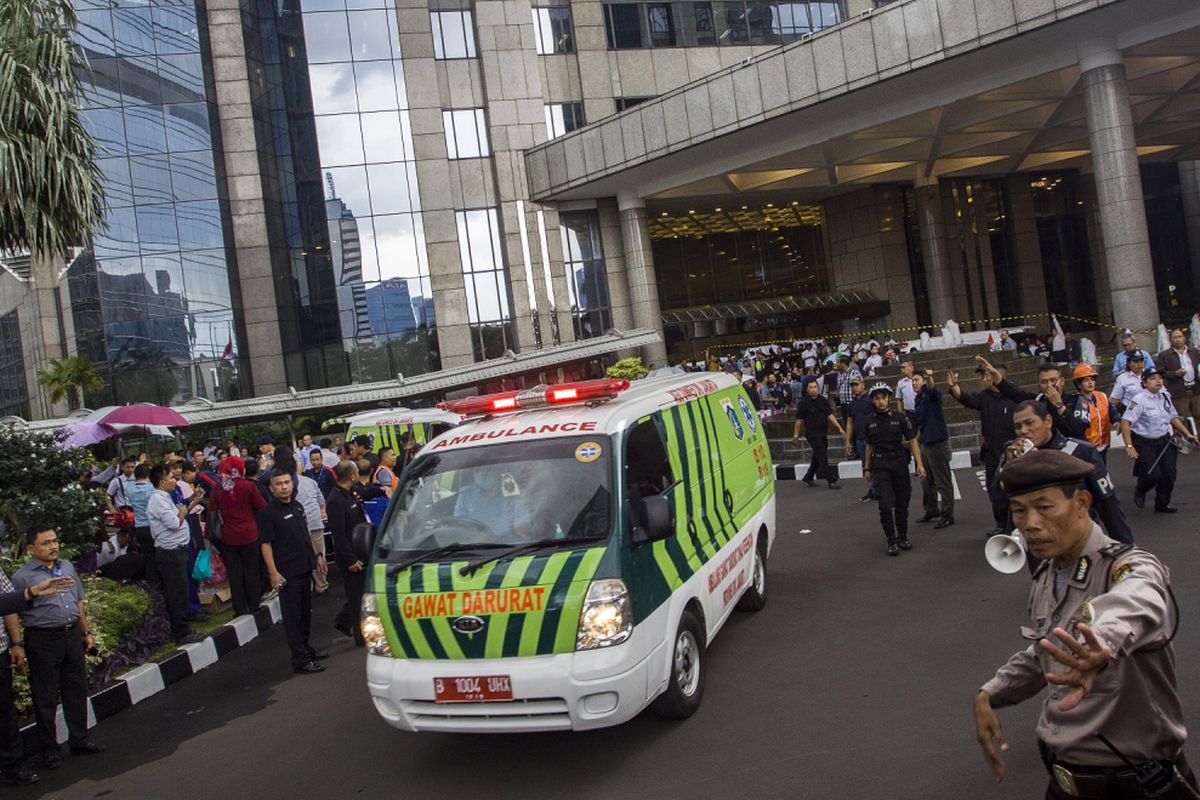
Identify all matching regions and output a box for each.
[523,0,1200,206]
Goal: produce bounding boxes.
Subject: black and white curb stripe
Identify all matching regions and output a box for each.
[774,450,975,482]
[21,597,282,748]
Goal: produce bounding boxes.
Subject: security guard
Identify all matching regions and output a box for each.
[1119,368,1199,513]
[862,383,926,557]
[974,449,1195,798]
[1066,364,1113,464]
[1109,350,1147,417]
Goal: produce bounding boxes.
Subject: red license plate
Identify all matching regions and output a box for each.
[433,675,513,703]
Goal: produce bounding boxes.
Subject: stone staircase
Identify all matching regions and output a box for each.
[767,341,1121,465]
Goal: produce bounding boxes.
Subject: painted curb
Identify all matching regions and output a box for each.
[774,449,976,480]
[20,597,282,749]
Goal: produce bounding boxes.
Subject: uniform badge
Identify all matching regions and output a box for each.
[1073,556,1090,583]
[1080,596,1094,624]
[1111,561,1133,584]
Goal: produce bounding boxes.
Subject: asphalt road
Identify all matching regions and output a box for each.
[28,455,1200,800]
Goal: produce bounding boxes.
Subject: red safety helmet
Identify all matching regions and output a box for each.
[1072,364,1099,381]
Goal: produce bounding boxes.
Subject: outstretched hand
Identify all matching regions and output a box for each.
[973,692,1007,782]
[1040,624,1112,711]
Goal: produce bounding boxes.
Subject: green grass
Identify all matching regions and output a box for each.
[145,608,236,663]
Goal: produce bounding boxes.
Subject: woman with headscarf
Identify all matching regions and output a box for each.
[210,456,267,616]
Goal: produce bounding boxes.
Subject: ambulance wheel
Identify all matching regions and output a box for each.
[651,609,706,719]
[736,535,768,612]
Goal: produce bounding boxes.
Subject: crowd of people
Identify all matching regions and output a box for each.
[0,426,428,786]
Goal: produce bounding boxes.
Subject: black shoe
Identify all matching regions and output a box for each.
[802,479,817,488]
[827,482,842,490]
[887,542,900,557]
[294,660,326,675]
[69,742,107,756]
[334,622,354,639]
[859,493,872,503]
[176,632,206,645]
[1155,505,1178,513]
[897,538,912,551]
[1,766,39,786]
[1134,491,1146,509]
[310,650,330,660]
[915,513,938,523]
[933,517,955,530]
[41,753,61,771]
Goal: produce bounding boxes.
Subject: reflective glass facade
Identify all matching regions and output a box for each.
[249,0,440,385]
[603,0,844,49]
[0,311,30,419]
[70,0,245,406]
[559,212,612,339]
[456,209,516,361]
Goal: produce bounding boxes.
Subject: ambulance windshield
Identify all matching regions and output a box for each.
[377,435,613,557]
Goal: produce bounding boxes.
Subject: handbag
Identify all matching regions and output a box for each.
[192,548,213,582]
[206,507,223,544]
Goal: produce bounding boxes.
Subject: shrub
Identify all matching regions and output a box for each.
[606,357,649,381]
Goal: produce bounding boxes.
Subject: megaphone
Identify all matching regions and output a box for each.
[985,530,1027,574]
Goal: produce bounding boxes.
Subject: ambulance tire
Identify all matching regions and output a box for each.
[651,608,706,720]
[735,533,768,612]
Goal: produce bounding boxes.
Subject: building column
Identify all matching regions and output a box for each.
[913,182,955,325]
[1179,161,1200,297]
[1079,40,1157,331]
[206,0,288,396]
[616,193,668,367]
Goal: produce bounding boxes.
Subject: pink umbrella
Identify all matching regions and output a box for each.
[58,421,119,448]
[99,404,191,428]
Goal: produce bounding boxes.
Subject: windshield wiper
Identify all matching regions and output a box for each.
[459,535,607,577]
[386,542,510,576]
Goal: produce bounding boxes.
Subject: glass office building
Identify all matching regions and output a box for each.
[68,0,245,406]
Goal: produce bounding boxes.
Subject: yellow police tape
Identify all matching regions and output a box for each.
[692,311,1157,365]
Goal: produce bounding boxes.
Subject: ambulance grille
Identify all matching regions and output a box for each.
[405,698,571,731]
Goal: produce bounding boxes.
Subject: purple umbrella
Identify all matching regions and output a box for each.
[99,405,190,428]
[59,421,119,449]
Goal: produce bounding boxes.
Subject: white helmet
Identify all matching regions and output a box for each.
[868,382,893,397]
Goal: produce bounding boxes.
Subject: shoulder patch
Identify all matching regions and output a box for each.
[1099,542,1135,559]
[1128,400,1138,409]
[1111,561,1134,584]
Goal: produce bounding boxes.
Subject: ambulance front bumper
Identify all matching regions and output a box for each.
[366,636,664,733]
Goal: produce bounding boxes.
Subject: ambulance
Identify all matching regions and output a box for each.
[354,372,776,732]
[339,407,463,454]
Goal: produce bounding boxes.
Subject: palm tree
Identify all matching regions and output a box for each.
[0,0,105,258]
[37,355,103,410]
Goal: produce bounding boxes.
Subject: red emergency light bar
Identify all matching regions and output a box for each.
[438,378,630,416]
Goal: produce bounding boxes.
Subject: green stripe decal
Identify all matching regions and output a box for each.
[423,564,464,659]
[483,556,531,658]
[396,566,435,659]
[697,398,733,545]
[518,552,569,655]
[651,538,682,589]
[536,548,588,655]
[552,547,605,653]
[666,408,703,568]
[685,402,720,557]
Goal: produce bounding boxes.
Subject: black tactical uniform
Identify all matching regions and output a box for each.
[865,387,918,556]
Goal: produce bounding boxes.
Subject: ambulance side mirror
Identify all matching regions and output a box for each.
[351,522,375,563]
[632,494,674,546]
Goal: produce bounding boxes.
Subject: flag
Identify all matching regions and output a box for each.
[222,338,234,361]
[987,333,994,346]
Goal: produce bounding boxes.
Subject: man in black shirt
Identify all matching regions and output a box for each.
[947,365,1016,537]
[257,472,327,674]
[791,380,847,489]
[326,461,368,647]
[977,356,1086,440]
[863,383,926,556]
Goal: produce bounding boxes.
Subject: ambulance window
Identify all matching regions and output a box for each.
[625,419,674,496]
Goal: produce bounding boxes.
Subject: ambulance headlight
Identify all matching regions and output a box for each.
[576,579,632,650]
[361,593,392,656]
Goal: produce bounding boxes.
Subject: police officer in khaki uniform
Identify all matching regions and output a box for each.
[973,449,1195,798]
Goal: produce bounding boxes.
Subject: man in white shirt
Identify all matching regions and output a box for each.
[895,361,918,417]
[104,458,136,512]
[147,464,204,644]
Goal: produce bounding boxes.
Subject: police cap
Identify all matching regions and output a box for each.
[998,448,1094,497]
[1127,349,1146,363]
[1141,367,1162,382]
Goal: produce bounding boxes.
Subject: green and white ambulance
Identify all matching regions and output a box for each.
[356,373,775,732]
[340,408,462,454]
